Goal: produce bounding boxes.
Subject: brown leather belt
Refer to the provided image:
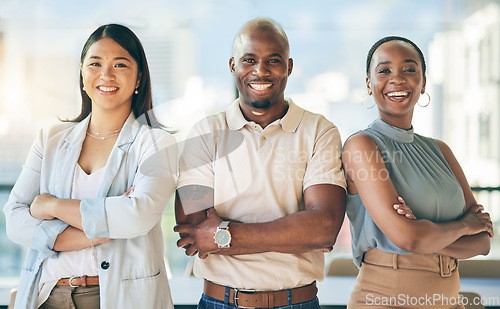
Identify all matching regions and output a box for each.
[56,275,99,287]
[203,280,317,308]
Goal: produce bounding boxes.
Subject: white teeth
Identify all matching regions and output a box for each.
[98,86,118,92]
[387,91,409,97]
[250,83,271,91]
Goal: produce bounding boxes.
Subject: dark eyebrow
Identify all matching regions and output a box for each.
[403,59,418,65]
[241,53,284,59]
[114,57,131,62]
[268,53,284,60]
[375,59,418,69]
[240,53,283,60]
[375,61,391,69]
[87,56,131,62]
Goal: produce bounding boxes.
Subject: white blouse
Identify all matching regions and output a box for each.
[37,164,103,307]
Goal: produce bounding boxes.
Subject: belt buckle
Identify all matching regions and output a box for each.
[439,256,452,278]
[69,276,79,287]
[233,288,257,308]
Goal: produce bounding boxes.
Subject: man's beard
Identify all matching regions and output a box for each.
[250,100,271,109]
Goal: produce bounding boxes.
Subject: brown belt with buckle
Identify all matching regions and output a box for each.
[203,280,317,308]
[56,275,99,287]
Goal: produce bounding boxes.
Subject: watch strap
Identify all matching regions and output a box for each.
[219,221,230,229]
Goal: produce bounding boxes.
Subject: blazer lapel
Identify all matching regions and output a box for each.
[97,113,139,197]
[56,116,91,198]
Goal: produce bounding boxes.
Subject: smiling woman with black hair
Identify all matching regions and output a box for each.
[342,36,493,308]
[4,24,176,309]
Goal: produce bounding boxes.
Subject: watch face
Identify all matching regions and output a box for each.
[215,230,230,246]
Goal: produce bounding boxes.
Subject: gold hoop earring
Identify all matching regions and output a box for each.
[417,92,431,107]
[361,94,375,109]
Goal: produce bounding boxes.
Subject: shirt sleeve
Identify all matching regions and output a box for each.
[177,119,216,189]
[80,130,178,239]
[303,123,347,191]
[3,128,68,257]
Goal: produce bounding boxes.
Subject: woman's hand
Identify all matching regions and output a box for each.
[318,246,334,253]
[462,204,494,237]
[123,185,135,197]
[393,196,416,220]
[30,193,57,220]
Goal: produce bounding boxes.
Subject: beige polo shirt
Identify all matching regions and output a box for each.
[178,98,346,290]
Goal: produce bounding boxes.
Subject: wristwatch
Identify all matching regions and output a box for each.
[214,221,231,248]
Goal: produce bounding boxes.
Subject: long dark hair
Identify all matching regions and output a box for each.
[67,24,160,127]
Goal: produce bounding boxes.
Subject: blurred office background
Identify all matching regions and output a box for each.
[0,0,499,301]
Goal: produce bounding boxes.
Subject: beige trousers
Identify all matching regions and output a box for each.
[39,285,100,309]
[348,248,465,309]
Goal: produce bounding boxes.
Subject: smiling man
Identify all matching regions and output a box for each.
[231,19,291,120]
[174,18,346,309]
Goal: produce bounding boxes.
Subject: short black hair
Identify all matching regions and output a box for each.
[366,36,426,77]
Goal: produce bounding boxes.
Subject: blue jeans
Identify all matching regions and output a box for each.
[198,293,321,309]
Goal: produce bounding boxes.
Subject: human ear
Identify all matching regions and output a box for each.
[229,57,236,76]
[287,58,293,76]
[366,77,372,95]
[136,73,142,88]
[421,75,427,94]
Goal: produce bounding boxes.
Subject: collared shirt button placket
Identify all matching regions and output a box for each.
[259,135,268,155]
